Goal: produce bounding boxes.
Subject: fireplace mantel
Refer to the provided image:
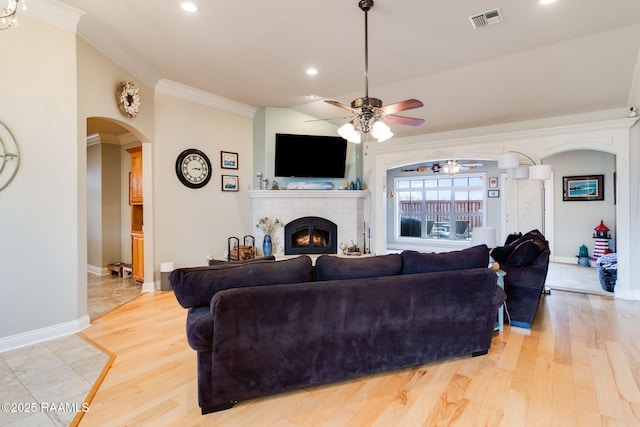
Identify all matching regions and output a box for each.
[250,190,370,256]
[249,190,369,199]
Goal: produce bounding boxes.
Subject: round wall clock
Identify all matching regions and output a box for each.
[175,148,212,188]
[0,120,20,192]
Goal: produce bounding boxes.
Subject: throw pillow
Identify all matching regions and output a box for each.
[400,244,489,275]
[171,255,314,308]
[314,253,403,281]
[505,234,547,266]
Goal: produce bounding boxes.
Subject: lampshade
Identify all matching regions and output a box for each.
[337,123,361,144]
[510,165,529,179]
[471,227,497,249]
[497,153,519,169]
[529,164,551,180]
[371,121,393,142]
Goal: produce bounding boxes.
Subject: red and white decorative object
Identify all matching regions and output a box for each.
[592,220,612,262]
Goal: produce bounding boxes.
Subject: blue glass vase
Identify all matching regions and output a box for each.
[263,235,272,256]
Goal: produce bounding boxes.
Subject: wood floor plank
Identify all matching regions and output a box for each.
[77,290,640,426]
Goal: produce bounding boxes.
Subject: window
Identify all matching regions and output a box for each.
[396,175,485,241]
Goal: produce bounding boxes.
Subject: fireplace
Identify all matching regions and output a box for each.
[285,216,337,255]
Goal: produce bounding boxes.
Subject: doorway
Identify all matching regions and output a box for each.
[86,117,150,316]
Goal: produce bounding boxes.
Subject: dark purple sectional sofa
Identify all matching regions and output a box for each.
[170,245,506,414]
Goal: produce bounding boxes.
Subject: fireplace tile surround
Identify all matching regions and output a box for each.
[249,190,370,256]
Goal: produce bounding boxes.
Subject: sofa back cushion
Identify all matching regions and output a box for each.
[208,255,275,266]
[315,253,403,281]
[400,244,489,274]
[171,255,314,308]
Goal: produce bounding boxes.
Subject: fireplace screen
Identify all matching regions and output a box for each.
[285,216,337,255]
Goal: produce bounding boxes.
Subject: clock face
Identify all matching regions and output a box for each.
[175,149,212,188]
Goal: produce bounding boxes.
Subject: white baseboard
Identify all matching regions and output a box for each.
[142,281,155,293]
[551,256,583,265]
[0,315,91,353]
[87,264,109,275]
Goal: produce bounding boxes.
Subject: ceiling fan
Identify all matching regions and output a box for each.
[431,160,484,174]
[325,0,425,143]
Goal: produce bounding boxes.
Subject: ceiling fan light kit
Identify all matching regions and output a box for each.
[325,0,424,143]
[0,0,26,30]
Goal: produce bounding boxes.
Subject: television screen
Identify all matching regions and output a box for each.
[274,133,347,178]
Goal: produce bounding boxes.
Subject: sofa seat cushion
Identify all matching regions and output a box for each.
[400,245,489,275]
[315,253,402,281]
[171,255,314,308]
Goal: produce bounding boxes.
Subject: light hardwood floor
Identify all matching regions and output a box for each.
[78,289,640,426]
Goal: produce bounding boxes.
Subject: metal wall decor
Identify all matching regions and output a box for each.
[0,120,20,191]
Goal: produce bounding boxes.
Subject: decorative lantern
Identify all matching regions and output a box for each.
[592,220,611,262]
[576,244,590,266]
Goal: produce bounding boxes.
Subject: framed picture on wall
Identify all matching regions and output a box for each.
[221,151,238,169]
[488,177,498,188]
[222,175,239,192]
[488,190,500,198]
[563,175,604,201]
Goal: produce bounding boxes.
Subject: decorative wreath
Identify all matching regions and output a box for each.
[116,81,141,118]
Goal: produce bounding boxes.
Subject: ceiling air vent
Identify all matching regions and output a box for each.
[469,8,503,29]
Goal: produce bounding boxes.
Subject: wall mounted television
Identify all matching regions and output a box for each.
[274,133,347,178]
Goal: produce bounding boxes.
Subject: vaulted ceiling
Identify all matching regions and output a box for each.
[58,0,640,138]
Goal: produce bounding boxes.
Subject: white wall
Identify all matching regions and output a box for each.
[0,17,87,347]
[153,93,254,273]
[547,150,616,261]
[253,107,358,190]
[365,116,639,300]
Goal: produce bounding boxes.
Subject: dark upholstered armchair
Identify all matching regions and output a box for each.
[400,217,422,237]
[490,230,550,329]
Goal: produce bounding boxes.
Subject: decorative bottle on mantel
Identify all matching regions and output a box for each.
[263,235,272,257]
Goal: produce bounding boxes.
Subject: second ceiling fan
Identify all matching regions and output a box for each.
[326,0,425,143]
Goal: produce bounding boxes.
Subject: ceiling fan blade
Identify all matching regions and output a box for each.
[379,99,424,114]
[324,100,356,112]
[304,115,354,123]
[384,115,425,126]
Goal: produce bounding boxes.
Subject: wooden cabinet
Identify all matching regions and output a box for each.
[127,147,143,205]
[127,146,143,283]
[131,232,144,283]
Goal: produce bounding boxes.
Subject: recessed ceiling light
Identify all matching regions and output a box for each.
[306,68,318,76]
[308,94,320,99]
[181,2,199,13]
[539,0,556,5]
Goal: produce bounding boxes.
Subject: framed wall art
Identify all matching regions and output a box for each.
[488,190,500,198]
[488,177,498,188]
[563,175,604,201]
[222,175,239,192]
[221,151,238,169]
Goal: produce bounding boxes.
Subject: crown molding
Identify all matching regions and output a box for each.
[627,48,640,110]
[155,79,257,119]
[75,16,160,90]
[24,0,85,32]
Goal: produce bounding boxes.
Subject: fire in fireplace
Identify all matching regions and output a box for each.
[284,216,337,255]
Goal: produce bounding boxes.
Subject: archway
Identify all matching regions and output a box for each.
[85,116,153,317]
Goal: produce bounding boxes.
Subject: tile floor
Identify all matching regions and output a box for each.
[545,261,608,295]
[0,273,140,426]
[0,334,110,426]
[87,272,143,320]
